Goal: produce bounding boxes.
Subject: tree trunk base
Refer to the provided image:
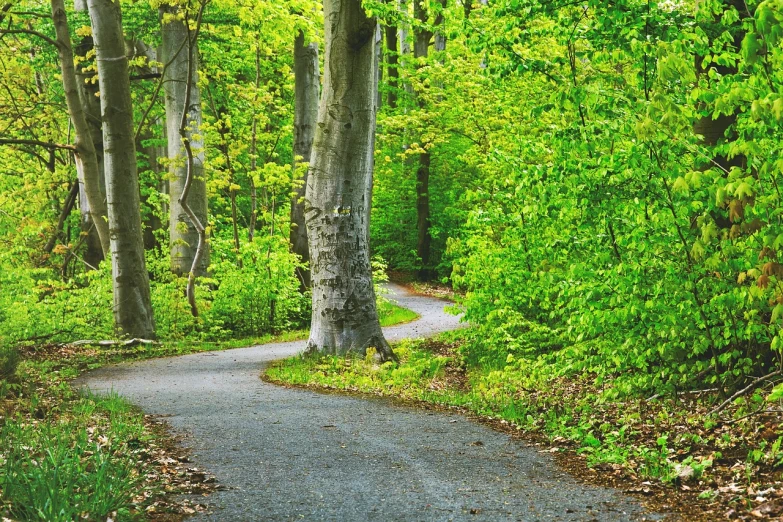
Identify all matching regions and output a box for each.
[305,330,397,363]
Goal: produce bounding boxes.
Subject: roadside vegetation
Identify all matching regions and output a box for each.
[267,326,783,521]
[0,290,414,521]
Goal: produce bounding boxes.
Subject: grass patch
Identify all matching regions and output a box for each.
[266,329,783,521]
[0,359,157,521]
[378,300,419,327]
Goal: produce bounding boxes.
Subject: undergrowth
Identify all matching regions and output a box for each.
[266,328,783,520]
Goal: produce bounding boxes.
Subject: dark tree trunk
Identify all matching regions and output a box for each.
[384,20,399,108]
[291,30,319,289]
[413,0,433,279]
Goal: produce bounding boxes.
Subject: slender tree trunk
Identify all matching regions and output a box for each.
[248,42,261,242]
[161,6,210,277]
[291,30,319,289]
[375,23,384,108]
[87,0,155,338]
[413,0,433,279]
[73,1,107,267]
[305,0,395,361]
[384,14,399,109]
[51,0,110,262]
[435,0,447,52]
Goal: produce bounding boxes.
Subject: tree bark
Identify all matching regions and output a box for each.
[291,30,319,289]
[161,6,210,277]
[87,0,156,338]
[73,1,107,267]
[51,0,110,262]
[384,14,399,108]
[305,0,395,361]
[414,0,433,278]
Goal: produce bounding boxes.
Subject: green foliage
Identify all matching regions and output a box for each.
[0,387,148,522]
[0,419,140,521]
[0,345,19,384]
[371,0,783,392]
[267,339,450,399]
[207,235,309,337]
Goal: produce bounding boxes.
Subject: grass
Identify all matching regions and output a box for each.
[0,297,420,520]
[377,300,420,327]
[0,368,152,521]
[265,330,783,521]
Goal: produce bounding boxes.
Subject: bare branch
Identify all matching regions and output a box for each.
[0,138,76,150]
[0,28,58,48]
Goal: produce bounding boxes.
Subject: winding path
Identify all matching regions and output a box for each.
[77,285,664,521]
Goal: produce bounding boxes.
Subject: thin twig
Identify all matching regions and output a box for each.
[709,371,783,416]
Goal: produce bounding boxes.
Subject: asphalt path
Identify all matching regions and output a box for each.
[76,284,664,521]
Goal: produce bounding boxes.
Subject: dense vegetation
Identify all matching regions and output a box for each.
[4,0,783,518]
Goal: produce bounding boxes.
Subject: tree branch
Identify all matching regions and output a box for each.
[0,28,58,48]
[0,138,76,151]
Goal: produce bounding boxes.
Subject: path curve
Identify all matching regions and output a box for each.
[77,284,663,521]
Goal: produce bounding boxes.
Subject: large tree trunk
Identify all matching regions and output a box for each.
[52,0,110,263]
[413,0,433,279]
[87,0,156,338]
[291,30,319,289]
[305,0,395,361]
[161,7,210,277]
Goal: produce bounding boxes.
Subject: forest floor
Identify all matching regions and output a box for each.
[72,284,665,521]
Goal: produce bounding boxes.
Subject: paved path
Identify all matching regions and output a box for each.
[77,285,664,521]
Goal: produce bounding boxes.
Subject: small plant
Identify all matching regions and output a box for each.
[0,343,19,383]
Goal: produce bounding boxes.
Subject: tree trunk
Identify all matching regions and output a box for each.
[87,0,156,339]
[384,16,399,108]
[414,0,433,278]
[305,0,395,361]
[291,30,319,289]
[161,7,210,277]
[51,0,110,262]
[375,23,384,108]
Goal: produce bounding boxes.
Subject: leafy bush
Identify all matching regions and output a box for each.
[0,234,309,344]
[207,235,309,337]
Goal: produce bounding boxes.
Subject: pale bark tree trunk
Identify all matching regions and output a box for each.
[434,0,447,52]
[375,23,384,108]
[291,30,319,289]
[53,0,110,263]
[161,7,210,277]
[87,0,156,338]
[305,0,395,361]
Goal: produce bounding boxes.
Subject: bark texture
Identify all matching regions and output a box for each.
[51,0,110,260]
[384,16,399,108]
[305,0,395,361]
[87,0,156,338]
[413,0,433,278]
[161,8,210,277]
[291,30,320,289]
[73,2,107,267]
